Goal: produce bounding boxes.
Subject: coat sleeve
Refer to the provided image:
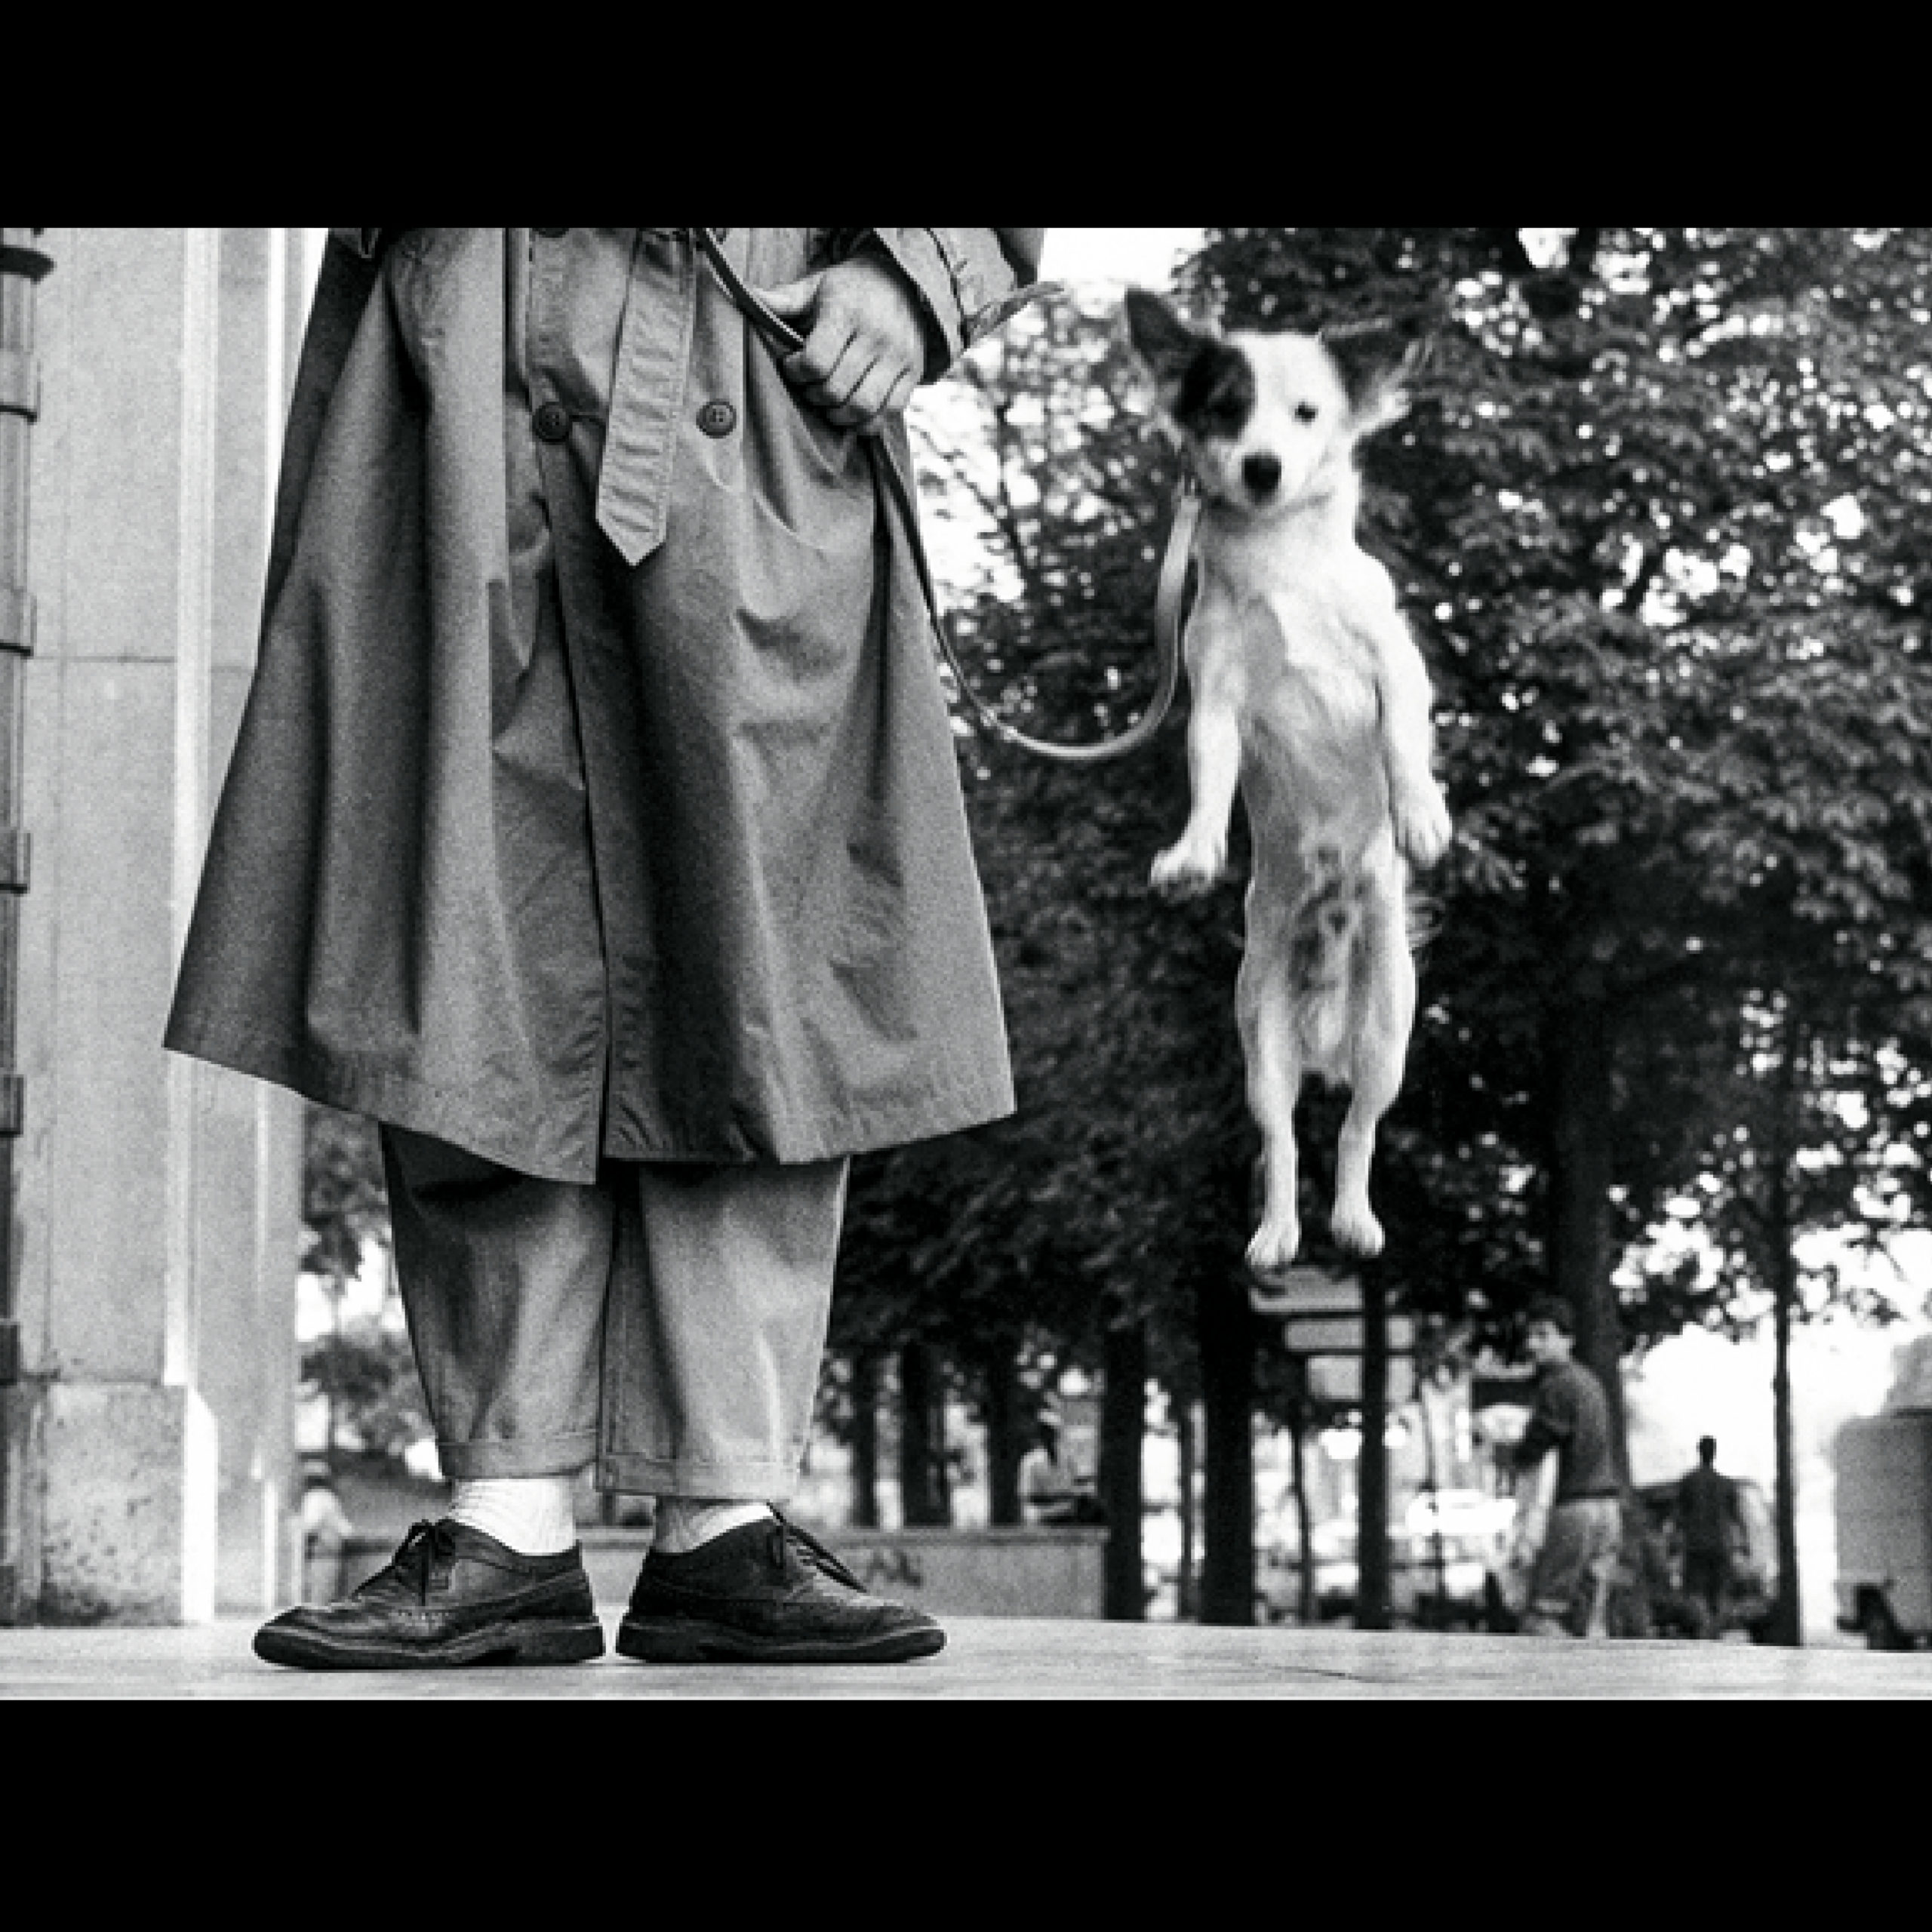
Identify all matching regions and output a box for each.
[857,228,1049,377]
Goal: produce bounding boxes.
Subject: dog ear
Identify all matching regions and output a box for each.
[1321,319,1429,435]
[1124,288,1210,386]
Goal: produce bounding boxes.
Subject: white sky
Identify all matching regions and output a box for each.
[1038,228,1202,290]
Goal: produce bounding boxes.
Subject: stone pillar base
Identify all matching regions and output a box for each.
[0,1383,44,1623]
[39,1383,217,1624]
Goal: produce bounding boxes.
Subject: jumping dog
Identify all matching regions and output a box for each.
[1125,290,1451,1272]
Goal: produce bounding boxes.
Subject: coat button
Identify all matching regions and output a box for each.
[534,401,572,442]
[535,227,568,237]
[697,400,737,438]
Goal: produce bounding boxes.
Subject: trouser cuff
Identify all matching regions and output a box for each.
[435,1430,600,1481]
[595,1451,801,1500]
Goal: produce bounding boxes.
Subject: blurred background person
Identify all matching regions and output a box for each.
[1677,1435,1745,1638]
[1509,1298,1623,1638]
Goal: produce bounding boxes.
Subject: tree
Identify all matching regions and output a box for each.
[301,1103,389,1291]
[301,1318,432,1464]
[1174,230,1932,1657]
[1186,227,1932,1435]
[300,1103,395,1469]
[839,230,1932,1635]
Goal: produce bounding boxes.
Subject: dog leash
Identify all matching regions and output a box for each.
[694,228,1191,767]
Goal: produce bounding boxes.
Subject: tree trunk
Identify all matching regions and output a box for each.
[979,1345,1023,1527]
[1177,1395,1198,1620]
[849,1352,881,1530]
[1356,1258,1392,1629]
[327,1266,346,1472]
[1546,1000,1631,1479]
[1196,1275,1257,1626]
[897,1341,949,1527]
[1767,1251,1803,1646]
[934,1398,954,1523]
[1100,1318,1148,1620]
[1763,1004,1805,1647]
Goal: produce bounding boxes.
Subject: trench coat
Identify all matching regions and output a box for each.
[165,227,1044,1183]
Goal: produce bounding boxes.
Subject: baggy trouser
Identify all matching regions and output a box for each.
[381,1125,849,1500]
[1521,1497,1623,1638]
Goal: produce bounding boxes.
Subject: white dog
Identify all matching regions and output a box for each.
[1125,290,1452,1272]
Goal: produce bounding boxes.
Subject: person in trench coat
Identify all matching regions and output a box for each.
[168,227,1045,1669]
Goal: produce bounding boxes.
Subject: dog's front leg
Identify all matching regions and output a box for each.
[1151,601,1244,899]
[1354,571,1451,870]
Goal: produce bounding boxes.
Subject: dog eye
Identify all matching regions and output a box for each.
[1295,402,1320,423]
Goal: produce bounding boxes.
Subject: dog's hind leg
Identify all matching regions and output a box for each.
[1238,923,1306,1278]
[1330,870,1417,1258]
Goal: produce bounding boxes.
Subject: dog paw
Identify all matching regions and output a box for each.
[1392,783,1452,870]
[1150,838,1227,900]
[1247,1219,1303,1279]
[1331,1199,1386,1260]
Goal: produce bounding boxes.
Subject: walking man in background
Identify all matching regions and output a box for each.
[1510,1297,1623,1638]
[1677,1435,1744,1638]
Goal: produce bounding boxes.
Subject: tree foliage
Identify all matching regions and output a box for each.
[836,231,1932,1454]
[301,1319,432,1464]
[301,1103,389,1286]
[1185,227,1932,1364]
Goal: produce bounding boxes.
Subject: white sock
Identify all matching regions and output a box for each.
[446,1475,580,1556]
[653,1497,773,1555]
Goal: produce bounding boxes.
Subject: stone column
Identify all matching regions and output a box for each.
[0,229,55,1626]
[13,228,306,1623]
[195,229,309,1617]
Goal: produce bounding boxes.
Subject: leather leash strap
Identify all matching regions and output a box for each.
[694,228,1190,767]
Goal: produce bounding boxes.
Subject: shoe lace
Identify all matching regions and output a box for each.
[380,1519,460,1604]
[770,1511,866,1592]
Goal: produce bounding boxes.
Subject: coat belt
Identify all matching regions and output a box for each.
[593,229,700,567]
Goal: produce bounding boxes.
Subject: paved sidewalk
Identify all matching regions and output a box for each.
[3,1616,1928,1699]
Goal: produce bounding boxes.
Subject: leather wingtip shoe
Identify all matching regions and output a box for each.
[616,1512,945,1664]
[254,1518,606,1671]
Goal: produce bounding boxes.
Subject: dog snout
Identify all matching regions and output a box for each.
[1243,452,1283,499]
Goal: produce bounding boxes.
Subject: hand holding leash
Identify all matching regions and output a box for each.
[695,229,1185,767]
[757,257,927,437]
